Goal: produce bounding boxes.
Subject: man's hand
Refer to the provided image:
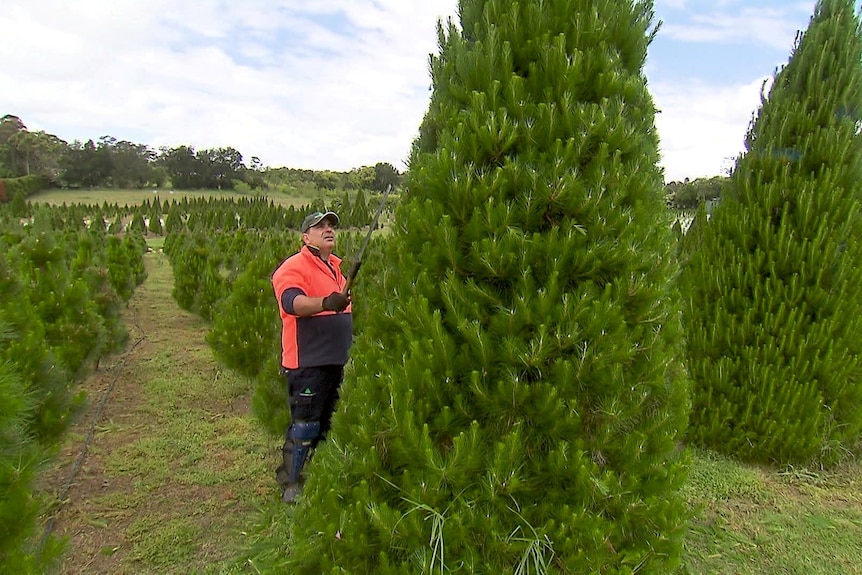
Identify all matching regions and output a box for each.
[322,291,350,312]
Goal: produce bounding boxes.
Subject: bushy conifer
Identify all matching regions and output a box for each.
[0,358,43,571]
[165,204,183,234]
[285,1,688,572]
[148,209,163,235]
[108,215,122,234]
[350,188,369,228]
[207,253,281,378]
[129,212,146,235]
[106,236,135,301]
[681,0,862,464]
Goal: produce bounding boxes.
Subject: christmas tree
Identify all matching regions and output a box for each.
[682,0,862,464]
[286,0,689,571]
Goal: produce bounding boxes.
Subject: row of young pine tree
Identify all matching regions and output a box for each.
[0,204,148,571]
[4,186,389,237]
[160,0,862,572]
[0,191,388,574]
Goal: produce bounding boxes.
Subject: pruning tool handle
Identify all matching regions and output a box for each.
[339,184,390,296]
[341,260,362,296]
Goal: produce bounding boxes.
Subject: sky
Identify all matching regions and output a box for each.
[1,0,832,182]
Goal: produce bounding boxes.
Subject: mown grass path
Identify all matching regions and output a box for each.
[40,250,276,574]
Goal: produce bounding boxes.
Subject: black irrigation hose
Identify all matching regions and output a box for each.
[38,307,147,555]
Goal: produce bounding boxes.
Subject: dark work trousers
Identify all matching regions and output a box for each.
[276,364,344,490]
[285,364,345,446]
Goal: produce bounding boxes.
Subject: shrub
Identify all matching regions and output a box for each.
[283,1,689,572]
[681,0,862,464]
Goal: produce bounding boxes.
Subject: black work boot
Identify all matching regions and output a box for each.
[281,482,303,503]
[275,444,302,503]
[276,421,319,503]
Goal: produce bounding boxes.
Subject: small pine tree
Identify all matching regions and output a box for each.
[284,1,688,572]
[129,212,147,235]
[681,0,862,464]
[88,214,107,235]
[350,188,369,227]
[108,215,123,234]
[9,192,28,218]
[148,209,163,235]
[164,204,183,234]
[106,236,134,300]
[207,254,280,378]
[0,359,44,572]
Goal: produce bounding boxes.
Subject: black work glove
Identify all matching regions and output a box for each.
[322,291,349,312]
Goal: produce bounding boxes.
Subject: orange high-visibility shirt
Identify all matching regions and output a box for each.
[272,246,353,369]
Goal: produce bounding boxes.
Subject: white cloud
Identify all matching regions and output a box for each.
[1,0,460,171]
[0,0,818,182]
[660,3,813,50]
[656,0,690,10]
[652,76,772,182]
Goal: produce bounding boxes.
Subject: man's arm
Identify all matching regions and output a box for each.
[282,290,349,316]
[291,294,328,317]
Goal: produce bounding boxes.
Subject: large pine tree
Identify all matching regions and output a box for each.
[285,0,689,571]
[682,0,862,464]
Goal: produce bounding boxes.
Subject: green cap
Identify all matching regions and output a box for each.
[301,211,339,233]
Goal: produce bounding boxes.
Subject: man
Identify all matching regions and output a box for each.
[271,210,352,502]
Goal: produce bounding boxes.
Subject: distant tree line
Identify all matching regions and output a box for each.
[0,114,402,193]
[2,113,730,207]
[664,175,728,210]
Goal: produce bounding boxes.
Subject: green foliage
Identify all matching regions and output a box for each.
[665,176,727,210]
[0,175,48,201]
[108,215,122,234]
[681,0,862,464]
[0,203,144,571]
[676,203,709,262]
[147,210,163,235]
[207,253,281,378]
[160,145,248,190]
[164,204,183,234]
[0,353,64,573]
[128,212,147,235]
[59,139,113,187]
[0,115,67,182]
[0,359,43,570]
[285,1,689,572]
[9,192,28,217]
[3,111,401,194]
[251,360,291,438]
[169,233,209,312]
[373,162,402,192]
[350,187,369,225]
[106,237,135,300]
[125,232,148,287]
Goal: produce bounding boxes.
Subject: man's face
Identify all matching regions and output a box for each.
[303,218,336,249]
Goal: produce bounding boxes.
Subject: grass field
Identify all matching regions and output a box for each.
[679,451,862,574]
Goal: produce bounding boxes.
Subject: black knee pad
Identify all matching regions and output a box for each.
[286,421,320,484]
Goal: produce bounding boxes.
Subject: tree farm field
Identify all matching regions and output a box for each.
[28,188,318,209]
[27,191,862,574]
